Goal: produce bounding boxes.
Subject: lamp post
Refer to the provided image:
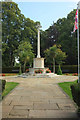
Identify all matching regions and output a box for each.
[77,1,80,83]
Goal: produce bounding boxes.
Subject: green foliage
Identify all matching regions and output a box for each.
[44,45,57,64]
[60,65,77,73]
[0,79,6,94]
[56,48,67,65]
[2,2,23,67]
[2,2,79,67]
[57,65,62,75]
[71,83,80,107]
[55,9,80,65]
[2,2,37,67]
[2,67,19,73]
[44,45,67,73]
[41,9,80,65]
[44,45,66,65]
[16,41,34,72]
[40,23,59,57]
[2,80,6,92]
[2,82,19,98]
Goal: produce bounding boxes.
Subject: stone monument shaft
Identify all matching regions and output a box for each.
[33,24,44,69]
[37,28,40,58]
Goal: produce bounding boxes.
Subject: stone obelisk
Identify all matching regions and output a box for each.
[33,24,44,69]
[37,25,41,58]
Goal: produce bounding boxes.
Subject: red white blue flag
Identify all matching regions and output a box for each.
[73,9,78,32]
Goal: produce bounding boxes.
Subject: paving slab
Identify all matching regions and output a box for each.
[2,76,78,118]
[49,98,74,103]
[13,105,31,110]
[58,103,76,110]
[2,106,13,113]
[2,100,12,106]
[2,106,13,118]
[2,112,9,118]
[33,102,59,110]
[9,109,28,117]
[29,110,78,118]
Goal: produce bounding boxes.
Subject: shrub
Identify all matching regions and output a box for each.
[0,79,6,92]
[2,80,6,92]
[57,65,62,75]
[2,67,19,73]
[46,69,51,73]
[70,83,80,107]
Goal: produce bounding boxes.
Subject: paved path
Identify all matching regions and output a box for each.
[1,75,78,118]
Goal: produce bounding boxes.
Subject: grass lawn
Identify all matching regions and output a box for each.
[58,80,77,99]
[2,82,19,98]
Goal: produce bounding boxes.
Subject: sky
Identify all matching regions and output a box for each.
[13,1,79,30]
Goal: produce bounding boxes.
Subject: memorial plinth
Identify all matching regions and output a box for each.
[33,58,44,68]
[29,58,45,74]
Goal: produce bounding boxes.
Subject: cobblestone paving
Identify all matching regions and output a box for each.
[1,75,78,118]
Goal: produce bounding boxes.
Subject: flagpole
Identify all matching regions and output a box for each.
[77,2,80,83]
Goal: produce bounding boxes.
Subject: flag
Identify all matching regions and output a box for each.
[73,9,78,32]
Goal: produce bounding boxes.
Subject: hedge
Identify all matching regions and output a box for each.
[70,83,80,107]
[2,65,78,73]
[0,79,6,92]
[47,65,77,73]
[2,67,19,73]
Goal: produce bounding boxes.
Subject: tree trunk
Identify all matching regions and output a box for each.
[23,60,26,73]
[53,58,55,73]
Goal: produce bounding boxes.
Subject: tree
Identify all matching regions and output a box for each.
[56,47,67,66]
[55,9,80,65]
[40,23,59,57]
[44,45,57,73]
[2,2,38,67]
[2,2,24,66]
[42,9,80,65]
[21,19,38,57]
[16,41,34,72]
[44,45,67,73]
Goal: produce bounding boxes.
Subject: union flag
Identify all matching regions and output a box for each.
[73,9,78,32]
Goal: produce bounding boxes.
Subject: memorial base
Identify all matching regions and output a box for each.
[29,67,48,74]
[29,57,48,74]
[33,58,44,68]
